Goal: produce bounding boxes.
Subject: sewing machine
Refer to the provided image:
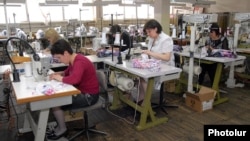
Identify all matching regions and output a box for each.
[32,53,51,81]
[233,13,250,84]
[182,14,218,93]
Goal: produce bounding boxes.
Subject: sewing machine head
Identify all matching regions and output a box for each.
[183,14,218,24]
[32,53,52,81]
[75,24,87,36]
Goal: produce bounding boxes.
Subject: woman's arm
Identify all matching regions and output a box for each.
[142,50,171,61]
[142,38,173,61]
[49,71,64,81]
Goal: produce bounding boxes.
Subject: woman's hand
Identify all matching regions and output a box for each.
[206,45,214,50]
[141,50,151,56]
[49,73,63,82]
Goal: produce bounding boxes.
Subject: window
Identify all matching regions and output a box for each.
[0,5,26,24]
[103,4,124,21]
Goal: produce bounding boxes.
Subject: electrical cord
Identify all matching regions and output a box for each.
[105,64,141,125]
[3,86,19,131]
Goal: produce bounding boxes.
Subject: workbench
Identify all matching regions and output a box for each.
[103,59,182,131]
[175,51,246,105]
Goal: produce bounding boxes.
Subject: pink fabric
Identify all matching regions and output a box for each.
[132,58,161,72]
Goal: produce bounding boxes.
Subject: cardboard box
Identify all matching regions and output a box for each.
[164,80,176,93]
[185,86,216,113]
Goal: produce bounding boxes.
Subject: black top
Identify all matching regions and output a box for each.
[120,30,131,52]
[205,35,229,57]
[205,36,229,50]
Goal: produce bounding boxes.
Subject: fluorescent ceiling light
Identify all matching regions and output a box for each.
[45,0,78,5]
[171,0,216,5]
[0,4,21,7]
[192,4,210,8]
[170,3,186,7]
[0,0,26,3]
[134,0,154,5]
[119,4,141,6]
[82,0,121,6]
[39,3,69,6]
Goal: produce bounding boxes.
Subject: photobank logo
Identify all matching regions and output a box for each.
[204,125,250,141]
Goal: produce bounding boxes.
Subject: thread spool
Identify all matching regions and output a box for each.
[171,27,176,38]
[181,30,186,39]
[101,32,107,44]
[114,32,120,45]
[183,64,202,75]
[92,38,102,51]
[24,62,32,77]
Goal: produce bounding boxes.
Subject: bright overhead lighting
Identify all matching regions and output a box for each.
[170,3,186,7]
[192,4,210,8]
[0,0,26,3]
[82,0,121,6]
[39,3,69,6]
[171,0,216,5]
[45,0,78,5]
[0,4,21,7]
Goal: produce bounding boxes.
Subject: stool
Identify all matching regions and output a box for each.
[152,83,178,114]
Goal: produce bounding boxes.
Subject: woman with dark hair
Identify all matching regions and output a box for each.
[198,23,229,86]
[109,24,131,52]
[46,39,99,140]
[137,19,174,105]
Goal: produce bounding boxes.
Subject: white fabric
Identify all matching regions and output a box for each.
[147,32,175,66]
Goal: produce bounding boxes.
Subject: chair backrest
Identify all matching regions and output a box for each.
[68,70,107,116]
[96,70,107,93]
[96,70,109,106]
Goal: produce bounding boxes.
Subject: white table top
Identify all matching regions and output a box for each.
[237,48,250,54]
[85,54,105,63]
[11,75,80,104]
[67,34,97,38]
[176,51,246,63]
[104,59,182,79]
[50,63,67,68]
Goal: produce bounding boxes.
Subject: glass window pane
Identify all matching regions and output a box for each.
[0,5,26,24]
[148,5,154,18]
[124,6,136,19]
[103,4,124,20]
[137,4,148,19]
